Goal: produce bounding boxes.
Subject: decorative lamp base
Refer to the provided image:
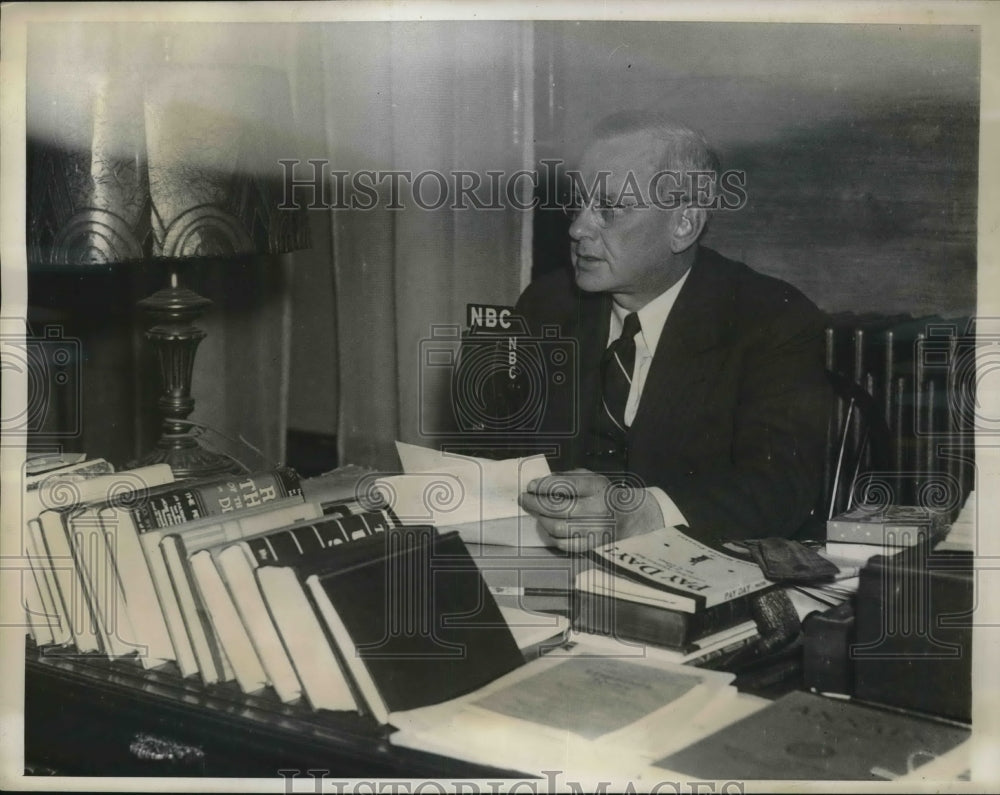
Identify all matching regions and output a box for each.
[131,434,244,481]
[132,275,247,480]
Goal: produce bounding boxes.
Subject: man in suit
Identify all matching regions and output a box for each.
[515,112,831,550]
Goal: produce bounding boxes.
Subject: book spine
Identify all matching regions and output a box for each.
[161,534,228,684]
[826,520,935,545]
[99,506,175,668]
[572,589,752,651]
[243,509,399,566]
[65,508,142,660]
[25,518,71,645]
[216,545,303,703]
[137,530,200,677]
[257,566,359,712]
[131,468,303,532]
[182,501,325,555]
[25,459,114,492]
[21,560,54,646]
[37,511,101,653]
[190,549,268,693]
[303,573,383,720]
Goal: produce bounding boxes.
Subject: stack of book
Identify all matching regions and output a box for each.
[824,504,949,566]
[20,454,117,647]
[20,460,531,723]
[572,525,771,658]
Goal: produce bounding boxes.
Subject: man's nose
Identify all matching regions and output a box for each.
[568,205,599,240]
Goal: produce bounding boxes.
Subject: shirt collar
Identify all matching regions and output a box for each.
[609,267,692,355]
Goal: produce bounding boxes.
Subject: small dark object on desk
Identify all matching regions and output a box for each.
[802,599,856,697]
[741,537,840,582]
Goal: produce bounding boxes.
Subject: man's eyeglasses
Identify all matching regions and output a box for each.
[561,195,637,228]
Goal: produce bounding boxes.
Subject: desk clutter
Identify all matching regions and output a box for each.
[802,494,975,724]
[19,450,971,781]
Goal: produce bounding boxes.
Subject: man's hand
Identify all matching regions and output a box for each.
[518,468,664,554]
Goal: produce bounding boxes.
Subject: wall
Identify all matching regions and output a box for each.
[534,21,979,319]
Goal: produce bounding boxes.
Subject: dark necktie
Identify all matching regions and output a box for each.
[597,312,641,445]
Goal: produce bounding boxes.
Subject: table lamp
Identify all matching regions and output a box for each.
[26,65,310,479]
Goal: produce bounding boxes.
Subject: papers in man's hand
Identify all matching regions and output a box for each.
[375,442,554,547]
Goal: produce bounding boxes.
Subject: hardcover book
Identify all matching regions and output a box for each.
[125,465,375,677]
[823,538,926,566]
[24,457,113,492]
[129,467,303,531]
[825,504,947,545]
[572,580,754,651]
[22,461,119,646]
[157,498,324,685]
[65,506,144,661]
[576,526,770,650]
[190,505,400,697]
[33,464,176,656]
[251,533,404,713]
[587,526,772,612]
[305,525,526,724]
[21,525,54,647]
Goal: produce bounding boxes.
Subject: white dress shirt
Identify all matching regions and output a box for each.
[606,268,692,528]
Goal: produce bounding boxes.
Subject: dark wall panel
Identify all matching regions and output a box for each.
[534,22,978,318]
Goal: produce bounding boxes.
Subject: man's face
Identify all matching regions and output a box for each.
[569,131,686,309]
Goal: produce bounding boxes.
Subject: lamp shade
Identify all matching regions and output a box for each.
[27,64,309,267]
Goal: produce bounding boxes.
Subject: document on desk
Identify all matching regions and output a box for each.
[653,689,971,781]
[389,637,736,776]
[374,442,553,547]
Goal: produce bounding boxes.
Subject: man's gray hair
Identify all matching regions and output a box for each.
[592,110,720,203]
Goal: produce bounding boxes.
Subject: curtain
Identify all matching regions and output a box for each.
[318,22,533,469]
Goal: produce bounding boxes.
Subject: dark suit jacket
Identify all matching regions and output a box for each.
[511,246,831,541]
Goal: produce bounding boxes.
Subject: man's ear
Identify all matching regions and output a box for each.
[669,207,707,254]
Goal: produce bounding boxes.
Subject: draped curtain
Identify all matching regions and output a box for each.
[317,22,533,469]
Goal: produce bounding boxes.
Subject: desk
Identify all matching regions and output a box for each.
[24,642,522,779]
[24,635,806,779]
[28,542,970,779]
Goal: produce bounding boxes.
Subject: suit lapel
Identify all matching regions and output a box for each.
[630,248,736,442]
[570,288,611,436]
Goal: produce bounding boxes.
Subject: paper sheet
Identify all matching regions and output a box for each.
[388,638,736,774]
[376,442,553,547]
